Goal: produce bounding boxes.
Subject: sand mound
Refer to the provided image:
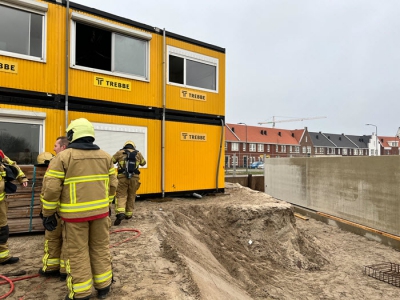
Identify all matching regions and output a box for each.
[2,182,400,299]
[154,184,328,299]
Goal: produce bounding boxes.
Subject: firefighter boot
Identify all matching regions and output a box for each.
[60,273,67,281]
[114,213,125,226]
[39,268,60,277]
[96,284,111,299]
[0,257,19,265]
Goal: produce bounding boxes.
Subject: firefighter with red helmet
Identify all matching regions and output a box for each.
[41,118,118,300]
[112,140,146,226]
[0,149,28,265]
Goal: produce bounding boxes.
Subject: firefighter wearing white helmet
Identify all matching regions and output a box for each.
[41,118,118,300]
[112,140,146,226]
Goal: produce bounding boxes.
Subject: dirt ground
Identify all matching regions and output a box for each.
[2,182,400,300]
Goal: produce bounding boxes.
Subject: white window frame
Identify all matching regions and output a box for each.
[267,145,270,152]
[295,146,300,153]
[0,0,48,62]
[167,45,219,93]
[307,146,311,154]
[70,12,152,81]
[231,142,239,151]
[0,108,46,154]
[282,145,286,153]
[242,142,246,151]
[257,144,264,152]
[249,143,256,152]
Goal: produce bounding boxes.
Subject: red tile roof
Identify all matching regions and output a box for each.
[226,123,301,145]
[378,136,400,148]
[225,126,240,141]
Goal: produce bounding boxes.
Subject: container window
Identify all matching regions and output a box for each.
[71,12,151,81]
[168,46,219,93]
[74,22,148,79]
[0,3,46,61]
[0,118,44,165]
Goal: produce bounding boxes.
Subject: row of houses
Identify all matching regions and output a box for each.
[225,123,400,168]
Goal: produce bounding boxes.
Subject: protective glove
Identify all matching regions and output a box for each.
[42,213,58,231]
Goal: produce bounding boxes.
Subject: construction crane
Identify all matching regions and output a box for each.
[258,116,327,127]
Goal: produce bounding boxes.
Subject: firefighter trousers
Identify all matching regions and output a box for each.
[115,175,141,217]
[41,215,65,274]
[63,217,112,299]
[0,200,11,263]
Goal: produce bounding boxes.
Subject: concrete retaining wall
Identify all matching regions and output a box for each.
[264,156,400,237]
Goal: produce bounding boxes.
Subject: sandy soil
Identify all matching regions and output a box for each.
[1,182,400,300]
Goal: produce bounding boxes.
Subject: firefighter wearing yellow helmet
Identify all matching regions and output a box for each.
[36,152,54,166]
[41,118,118,300]
[36,151,67,280]
[112,140,146,226]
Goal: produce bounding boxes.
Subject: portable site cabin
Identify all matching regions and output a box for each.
[0,0,226,198]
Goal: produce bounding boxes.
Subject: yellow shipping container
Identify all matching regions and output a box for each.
[0,0,225,197]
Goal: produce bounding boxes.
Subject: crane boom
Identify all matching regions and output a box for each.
[258,116,327,127]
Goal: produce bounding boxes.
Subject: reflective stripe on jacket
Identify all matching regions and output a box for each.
[41,148,118,219]
[2,156,28,184]
[0,167,4,202]
[0,155,27,202]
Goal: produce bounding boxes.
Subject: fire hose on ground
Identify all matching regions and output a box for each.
[0,228,141,299]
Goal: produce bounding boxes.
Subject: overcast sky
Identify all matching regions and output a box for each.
[74,0,400,136]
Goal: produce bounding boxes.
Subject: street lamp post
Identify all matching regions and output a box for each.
[238,123,248,172]
[366,124,378,156]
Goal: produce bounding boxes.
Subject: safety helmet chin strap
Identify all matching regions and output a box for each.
[67,129,74,142]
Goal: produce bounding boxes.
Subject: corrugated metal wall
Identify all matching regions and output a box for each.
[164,121,225,193]
[0,1,226,196]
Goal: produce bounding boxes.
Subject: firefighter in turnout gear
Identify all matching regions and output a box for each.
[112,141,146,226]
[41,119,118,300]
[0,149,28,265]
[37,150,68,280]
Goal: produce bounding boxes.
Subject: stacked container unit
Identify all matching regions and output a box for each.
[0,0,226,197]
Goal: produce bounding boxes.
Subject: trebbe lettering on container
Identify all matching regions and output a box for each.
[0,60,18,74]
[94,76,131,91]
[180,89,207,101]
[181,132,207,142]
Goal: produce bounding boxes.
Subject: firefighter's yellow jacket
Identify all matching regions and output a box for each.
[41,148,118,219]
[0,155,28,202]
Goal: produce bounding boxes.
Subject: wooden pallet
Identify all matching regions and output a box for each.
[5,165,46,234]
